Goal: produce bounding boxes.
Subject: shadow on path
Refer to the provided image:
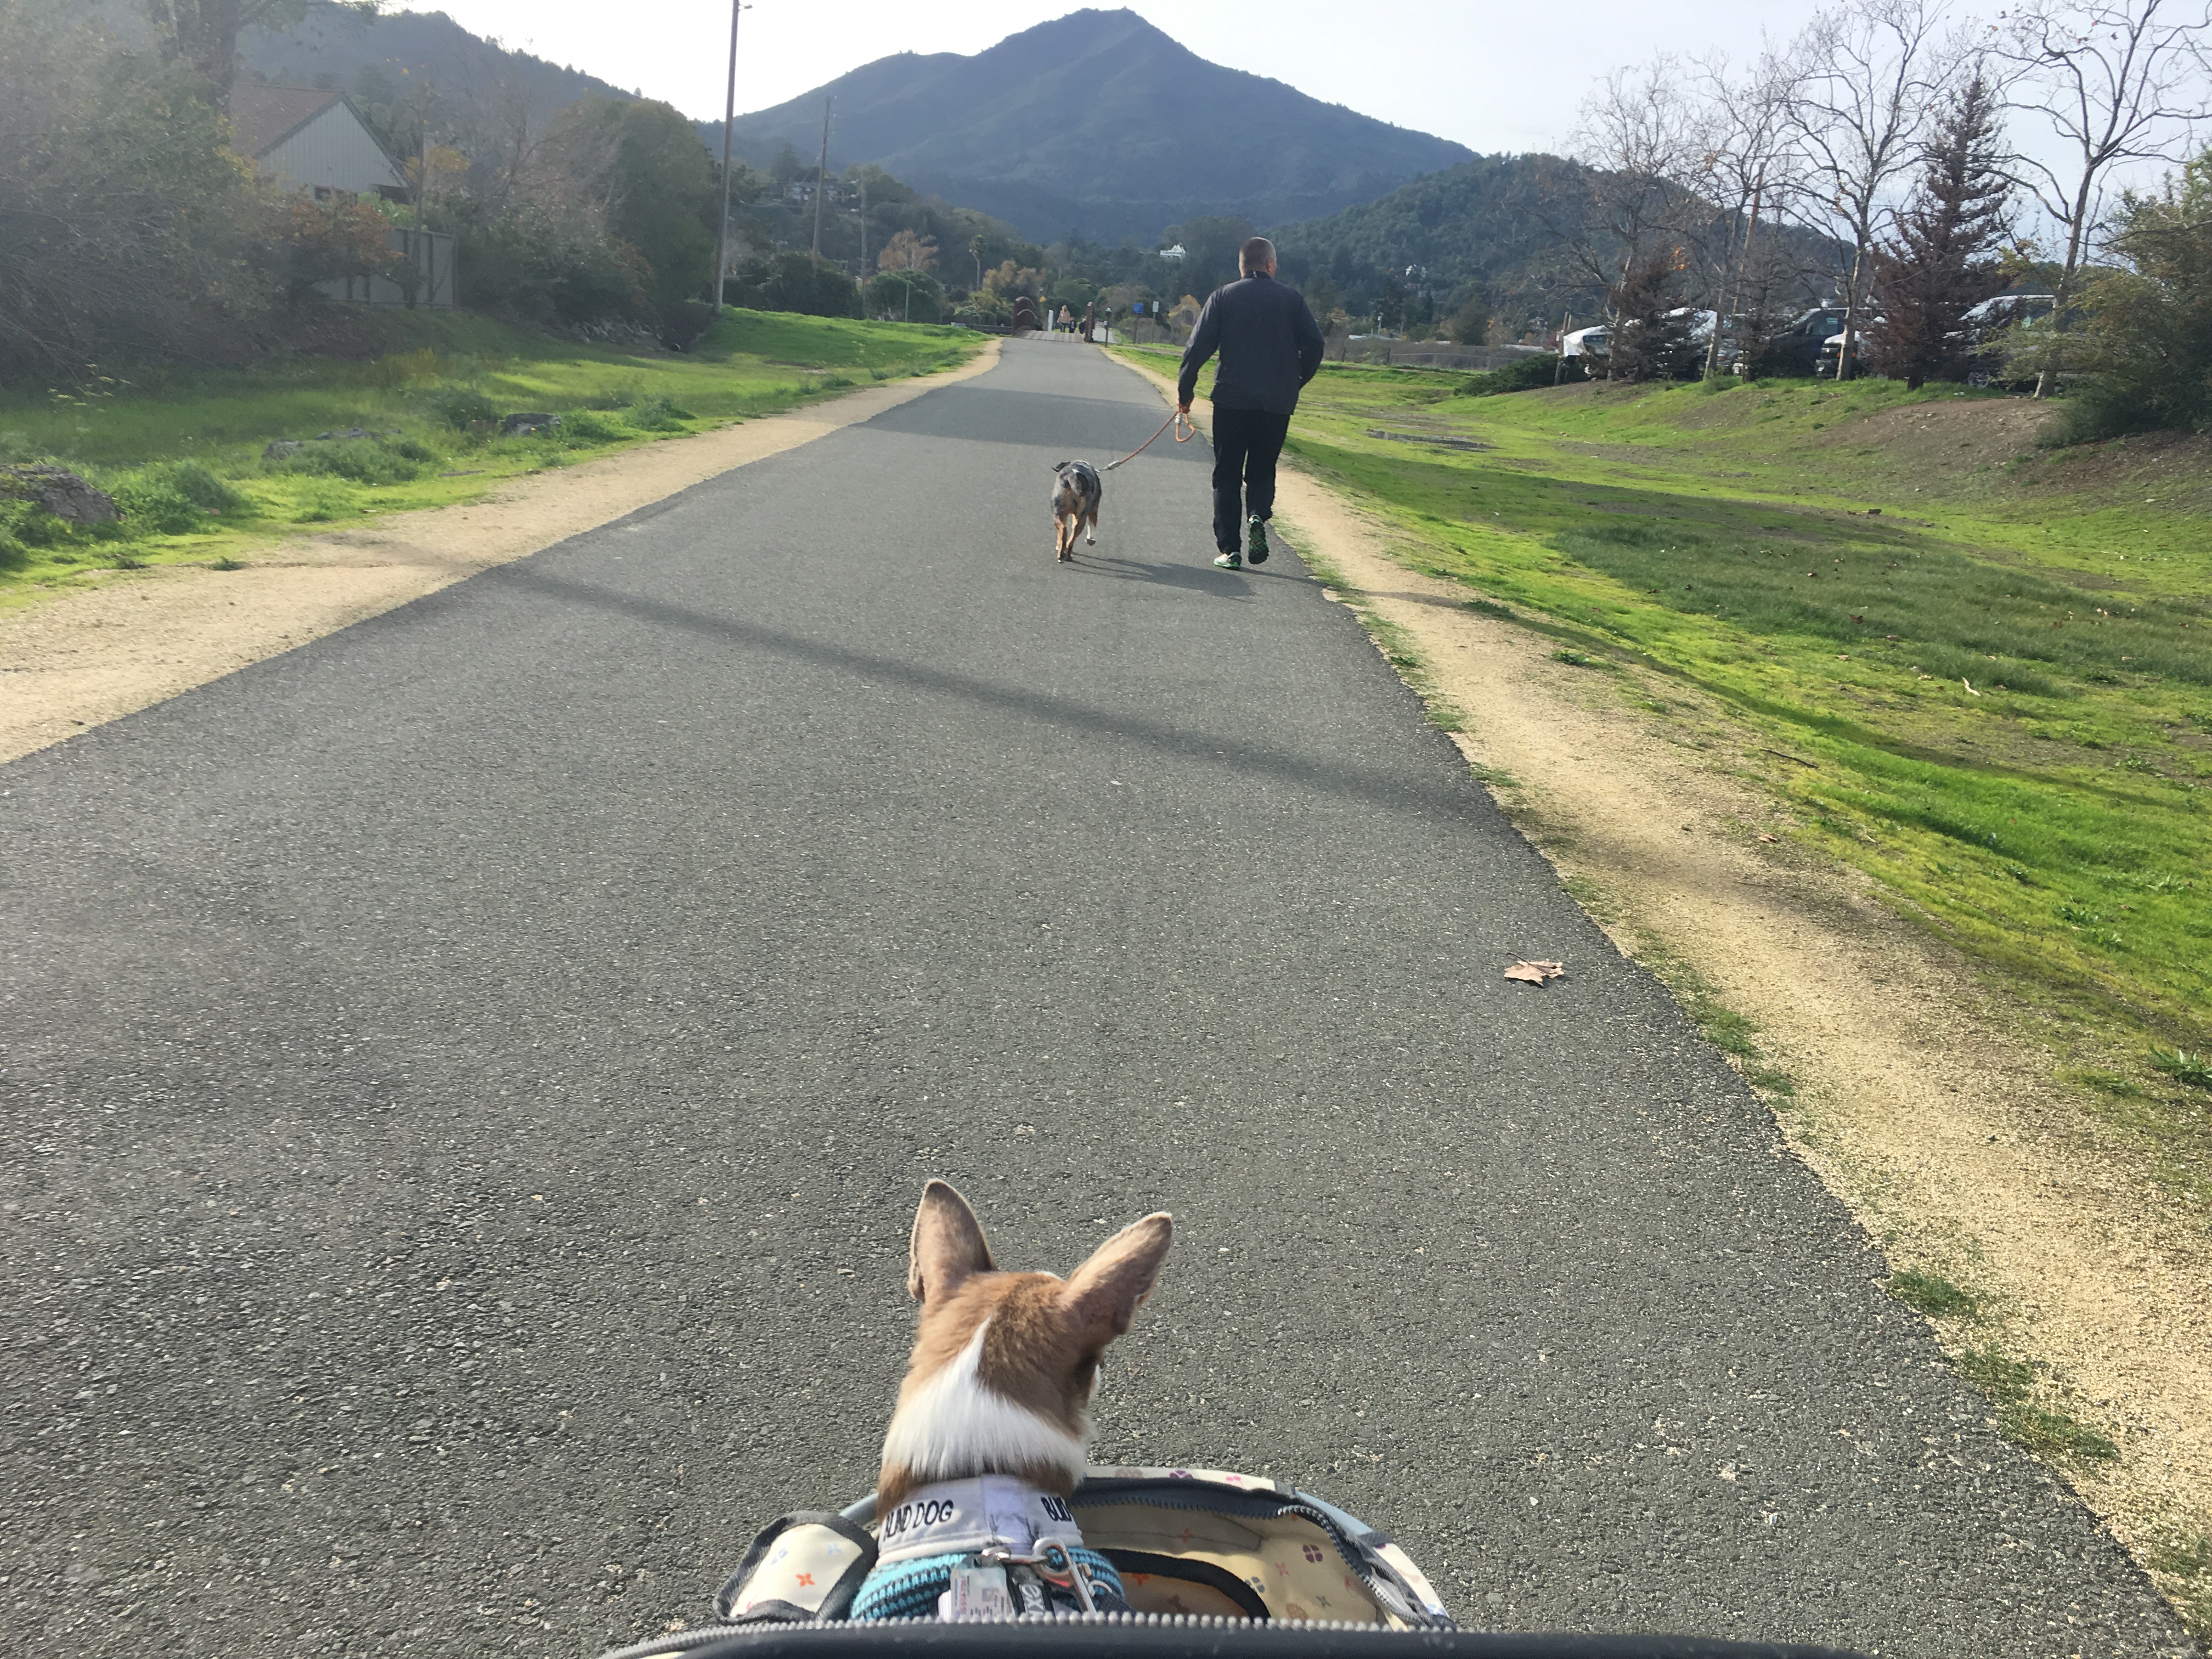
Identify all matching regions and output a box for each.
[494,563,1470,821]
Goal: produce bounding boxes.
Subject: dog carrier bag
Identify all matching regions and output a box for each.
[712,1465,1452,1629]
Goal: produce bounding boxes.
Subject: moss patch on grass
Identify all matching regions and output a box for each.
[1888,1268,1983,1319]
[1,310,977,605]
[1956,1346,2120,1465]
[2145,1534,2212,1637]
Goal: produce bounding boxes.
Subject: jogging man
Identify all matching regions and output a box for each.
[1177,236,1325,569]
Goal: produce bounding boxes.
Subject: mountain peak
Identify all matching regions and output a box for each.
[726,10,1471,243]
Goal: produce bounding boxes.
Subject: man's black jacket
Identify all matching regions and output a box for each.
[1177,273,1325,415]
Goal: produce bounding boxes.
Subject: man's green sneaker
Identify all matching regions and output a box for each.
[1246,516,1269,564]
[1212,551,1242,569]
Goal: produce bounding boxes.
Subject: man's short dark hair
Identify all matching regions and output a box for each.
[1239,236,1276,274]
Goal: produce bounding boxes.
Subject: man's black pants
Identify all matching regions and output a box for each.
[1210,406,1292,552]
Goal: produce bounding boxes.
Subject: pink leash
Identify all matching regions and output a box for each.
[1102,407,1198,471]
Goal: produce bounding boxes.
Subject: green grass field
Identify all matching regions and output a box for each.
[1125,346,2212,1178]
[0,310,977,602]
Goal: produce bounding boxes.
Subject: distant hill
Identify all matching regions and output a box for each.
[1272,155,1607,316]
[1272,155,1847,323]
[240,3,635,116]
[720,9,1473,245]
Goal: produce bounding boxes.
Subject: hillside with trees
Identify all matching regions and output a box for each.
[1268,155,1616,336]
[1268,151,1848,346]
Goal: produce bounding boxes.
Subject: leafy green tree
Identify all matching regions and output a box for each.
[2059,146,2212,439]
[452,208,648,327]
[867,269,943,323]
[1,0,276,380]
[1301,273,1344,327]
[730,250,857,317]
[552,98,719,323]
[1445,292,1490,345]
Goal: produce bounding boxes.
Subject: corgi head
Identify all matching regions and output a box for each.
[877,1181,1172,1510]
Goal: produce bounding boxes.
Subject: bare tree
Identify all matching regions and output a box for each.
[1570,57,1710,375]
[1692,48,1809,374]
[1989,0,2211,395]
[1788,0,1961,378]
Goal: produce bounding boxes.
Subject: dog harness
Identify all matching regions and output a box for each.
[850,1475,1126,1621]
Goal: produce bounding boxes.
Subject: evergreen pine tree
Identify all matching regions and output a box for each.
[1607,249,1700,382]
[1866,77,2014,390]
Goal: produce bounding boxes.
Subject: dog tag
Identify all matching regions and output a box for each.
[937,1565,1014,1622]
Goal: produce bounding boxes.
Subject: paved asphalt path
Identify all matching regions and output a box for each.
[0,341,2191,1659]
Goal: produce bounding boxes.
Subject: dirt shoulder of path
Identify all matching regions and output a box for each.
[0,342,1002,766]
[1115,349,2212,1632]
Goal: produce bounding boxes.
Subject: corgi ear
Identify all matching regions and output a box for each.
[908,1181,996,1305]
[1060,1212,1173,1342]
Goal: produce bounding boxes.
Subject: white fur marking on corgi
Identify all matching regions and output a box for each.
[879,1319,1088,1487]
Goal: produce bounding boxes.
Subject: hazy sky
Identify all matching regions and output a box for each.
[389,0,1844,155]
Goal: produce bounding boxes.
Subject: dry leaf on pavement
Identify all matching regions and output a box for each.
[1504,960,1566,985]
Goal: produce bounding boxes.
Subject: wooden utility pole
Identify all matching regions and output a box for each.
[713,0,748,313]
[810,97,833,258]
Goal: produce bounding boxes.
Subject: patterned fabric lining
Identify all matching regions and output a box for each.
[849,1547,1126,1622]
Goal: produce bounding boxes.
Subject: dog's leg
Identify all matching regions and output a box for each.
[1085,504,1098,546]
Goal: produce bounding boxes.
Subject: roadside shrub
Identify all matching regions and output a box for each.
[627,394,695,431]
[0,497,67,547]
[558,410,624,444]
[284,479,352,523]
[866,269,944,324]
[110,469,212,534]
[151,459,246,513]
[421,385,499,431]
[272,439,425,485]
[362,348,449,387]
[2052,148,2212,442]
[727,251,860,318]
[660,300,717,351]
[0,530,26,569]
[1454,353,1560,397]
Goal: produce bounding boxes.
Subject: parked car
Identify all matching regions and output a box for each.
[1962,291,2056,387]
[1815,320,1880,378]
[1559,324,1610,360]
[1739,306,1850,377]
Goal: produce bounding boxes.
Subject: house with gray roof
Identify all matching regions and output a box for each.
[228,86,456,308]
